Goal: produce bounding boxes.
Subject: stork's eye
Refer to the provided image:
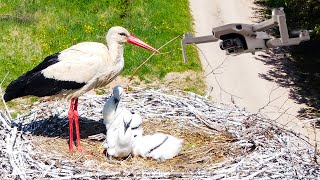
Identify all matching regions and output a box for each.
[118,32,126,36]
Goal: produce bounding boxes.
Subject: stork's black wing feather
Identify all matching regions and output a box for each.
[25,53,62,76]
[4,53,85,102]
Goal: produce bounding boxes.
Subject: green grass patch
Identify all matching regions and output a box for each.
[0,0,201,89]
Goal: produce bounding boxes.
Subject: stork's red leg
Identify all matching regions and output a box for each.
[68,99,76,153]
[68,117,74,153]
[68,98,91,155]
[73,98,83,152]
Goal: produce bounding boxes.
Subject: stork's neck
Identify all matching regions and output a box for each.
[108,42,124,65]
[118,119,132,144]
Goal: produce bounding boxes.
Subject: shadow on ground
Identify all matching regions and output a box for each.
[255,40,320,123]
[22,115,106,139]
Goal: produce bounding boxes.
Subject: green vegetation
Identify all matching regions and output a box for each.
[0,0,201,89]
[255,0,320,39]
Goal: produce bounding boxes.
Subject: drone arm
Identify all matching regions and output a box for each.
[252,8,287,32]
[181,33,218,62]
[266,31,310,48]
[252,18,277,32]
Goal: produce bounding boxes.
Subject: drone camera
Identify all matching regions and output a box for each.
[219,38,244,53]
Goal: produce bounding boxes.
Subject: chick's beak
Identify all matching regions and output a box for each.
[127,35,160,53]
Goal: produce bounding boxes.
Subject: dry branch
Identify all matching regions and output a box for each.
[0,72,12,121]
[127,35,181,88]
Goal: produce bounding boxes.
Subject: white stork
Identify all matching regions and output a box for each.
[132,133,183,161]
[103,86,143,137]
[105,108,134,159]
[103,85,143,158]
[103,86,182,161]
[4,26,159,153]
[130,112,143,138]
[102,85,124,129]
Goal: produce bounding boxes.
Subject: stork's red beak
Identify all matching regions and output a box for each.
[128,35,160,53]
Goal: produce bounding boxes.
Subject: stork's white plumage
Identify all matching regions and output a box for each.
[132,133,183,161]
[103,86,182,161]
[103,86,133,158]
[105,108,134,158]
[4,26,159,153]
[130,112,143,138]
[103,85,124,129]
[103,86,134,158]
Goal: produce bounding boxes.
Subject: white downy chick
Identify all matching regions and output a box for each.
[102,85,124,151]
[103,85,124,129]
[132,133,183,161]
[105,108,134,158]
[130,112,144,138]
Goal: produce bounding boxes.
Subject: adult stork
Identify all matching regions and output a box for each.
[4,26,159,153]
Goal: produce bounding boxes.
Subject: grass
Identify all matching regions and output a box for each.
[0,0,203,112]
[0,0,201,87]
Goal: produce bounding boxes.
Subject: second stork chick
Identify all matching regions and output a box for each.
[130,112,144,138]
[132,133,183,161]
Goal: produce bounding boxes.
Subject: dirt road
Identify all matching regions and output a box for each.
[189,0,318,143]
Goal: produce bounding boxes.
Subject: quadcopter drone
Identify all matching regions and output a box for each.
[181,8,310,62]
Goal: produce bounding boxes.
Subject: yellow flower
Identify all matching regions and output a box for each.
[84,24,95,33]
[42,43,49,52]
[99,21,107,28]
[57,25,67,33]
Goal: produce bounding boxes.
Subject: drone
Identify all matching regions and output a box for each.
[181,8,310,62]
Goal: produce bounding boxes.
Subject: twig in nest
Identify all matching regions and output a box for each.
[0,111,11,130]
[313,123,318,164]
[0,72,12,121]
[126,35,181,90]
[186,103,225,132]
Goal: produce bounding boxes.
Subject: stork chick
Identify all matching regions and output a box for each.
[130,112,144,138]
[103,85,124,129]
[103,85,134,158]
[132,133,183,161]
[105,107,134,158]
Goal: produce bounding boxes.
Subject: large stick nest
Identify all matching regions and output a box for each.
[0,87,319,179]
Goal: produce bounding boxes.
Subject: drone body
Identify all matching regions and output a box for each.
[181,8,310,62]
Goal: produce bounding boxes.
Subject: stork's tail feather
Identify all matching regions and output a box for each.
[4,92,16,102]
[4,93,12,102]
[3,53,61,102]
[3,76,28,102]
